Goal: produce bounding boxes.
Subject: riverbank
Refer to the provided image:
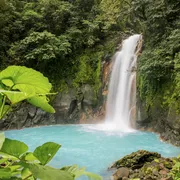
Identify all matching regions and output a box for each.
[111,150,180,180]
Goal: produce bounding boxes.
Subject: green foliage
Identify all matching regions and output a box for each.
[1,0,179,112]
[0,133,102,180]
[33,142,60,165]
[8,31,71,73]
[72,49,107,95]
[61,165,102,180]
[0,65,55,119]
[0,65,102,180]
[1,138,28,158]
[97,0,132,31]
[0,133,5,149]
[135,0,180,113]
[0,0,124,93]
[170,158,180,180]
[73,55,94,88]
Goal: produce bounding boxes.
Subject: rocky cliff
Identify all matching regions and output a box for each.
[0,56,113,130]
[0,103,56,130]
[136,93,180,146]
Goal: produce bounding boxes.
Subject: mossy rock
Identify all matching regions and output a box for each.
[111,150,161,170]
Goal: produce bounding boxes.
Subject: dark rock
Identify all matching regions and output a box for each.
[159,170,168,176]
[68,100,78,115]
[54,84,104,124]
[136,90,180,146]
[0,103,56,130]
[113,167,129,180]
[28,107,36,118]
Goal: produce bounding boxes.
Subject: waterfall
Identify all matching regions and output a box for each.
[105,34,142,132]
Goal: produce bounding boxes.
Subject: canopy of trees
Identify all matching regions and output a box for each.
[0,0,179,107]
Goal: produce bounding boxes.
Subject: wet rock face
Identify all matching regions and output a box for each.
[54,85,104,124]
[0,55,111,129]
[111,150,176,180]
[0,103,56,130]
[113,167,129,180]
[52,58,113,124]
[136,93,180,146]
[0,83,104,130]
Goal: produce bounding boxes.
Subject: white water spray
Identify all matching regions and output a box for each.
[105,34,142,132]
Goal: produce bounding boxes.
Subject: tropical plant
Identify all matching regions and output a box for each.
[0,66,102,180]
[0,65,55,119]
[170,157,180,180]
[0,133,102,180]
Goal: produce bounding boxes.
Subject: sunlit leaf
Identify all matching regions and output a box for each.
[0,66,55,116]
[0,105,12,119]
[0,133,5,149]
[21,168,33,179]
[61,165,102,180]
[0,168,12,179]
[27,96,55,113]
[9,165,21,172]
[33,142,61,165]
[1,79,14,88]
[25,152,39,162]
[0,138,28,158]
[27,163,74,180]
[0,66,52,94]
[0,89,34,104]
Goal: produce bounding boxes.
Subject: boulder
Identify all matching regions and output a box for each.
[110,150,177,180]
[111,150,161,169]
[113,167,129,180]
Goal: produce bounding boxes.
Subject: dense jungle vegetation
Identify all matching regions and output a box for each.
[0,0,179,108]
[0,0,180,179]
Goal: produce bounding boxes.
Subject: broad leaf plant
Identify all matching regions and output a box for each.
[0,66,102,180]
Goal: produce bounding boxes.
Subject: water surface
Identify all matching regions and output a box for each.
[5,125,180,179]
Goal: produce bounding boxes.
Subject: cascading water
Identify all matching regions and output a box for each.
[105,34,142,132]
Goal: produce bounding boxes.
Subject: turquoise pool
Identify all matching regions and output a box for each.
[5,125,180,179]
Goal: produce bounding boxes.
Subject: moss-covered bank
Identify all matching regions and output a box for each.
[111,150,180,180]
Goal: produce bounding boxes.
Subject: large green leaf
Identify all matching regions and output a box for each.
[60,165,102,180]
[27,163,74,180]
[0,157,7,164]
[0,89,34,104]
[0,133,5,149]
[0,105,12,118]
[0,66,55,115]
[0,66,52,94]
[1,79,14,88]
[0,168,12,179]
[21,168,34,180]
[0,93,3,107]
[33,142,61,165]
[24,152,39,162]
[0,138,28,158]
[9,165,21,172]
[27,96,55,113]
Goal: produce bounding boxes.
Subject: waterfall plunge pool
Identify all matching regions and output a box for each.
[5,125,180,179]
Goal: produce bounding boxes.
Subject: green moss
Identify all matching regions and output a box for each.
[137,28,180,116]
[71,34,120,96]
[112,150,161,169]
